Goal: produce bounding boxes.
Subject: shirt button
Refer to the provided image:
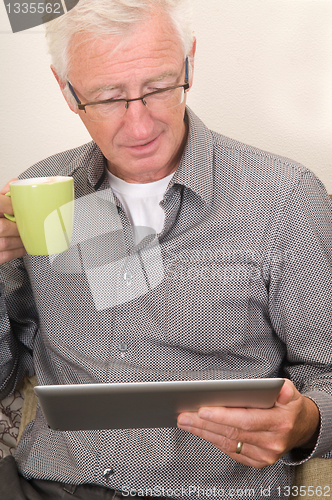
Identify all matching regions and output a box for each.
[118,343,128,352]
[123,271,133,284]
[103,468,115,480]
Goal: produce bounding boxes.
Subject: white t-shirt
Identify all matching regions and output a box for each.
[107,170,174,243]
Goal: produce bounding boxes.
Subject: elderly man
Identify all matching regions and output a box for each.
[0,0,332,499]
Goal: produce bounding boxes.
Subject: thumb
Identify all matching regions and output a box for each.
[0,178,19,195]
[275,379,298,407]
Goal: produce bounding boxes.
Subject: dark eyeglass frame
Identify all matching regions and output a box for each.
[67,57,190,113]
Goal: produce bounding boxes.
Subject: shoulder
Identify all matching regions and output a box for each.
[211,130,307,184]
[186,107,311,199]
[18,141,99,180]
[208,129,328,208]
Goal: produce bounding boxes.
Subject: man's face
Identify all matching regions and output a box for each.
[62,8,194,183]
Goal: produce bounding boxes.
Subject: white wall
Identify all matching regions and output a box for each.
[1,0,332,192]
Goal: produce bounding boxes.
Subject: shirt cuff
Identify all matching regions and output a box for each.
[281,390,332,466]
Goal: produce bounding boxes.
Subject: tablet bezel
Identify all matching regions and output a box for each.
[34,378,285,431]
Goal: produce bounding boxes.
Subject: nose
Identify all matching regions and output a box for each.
[122,98,154,140]
[124,96,148,111]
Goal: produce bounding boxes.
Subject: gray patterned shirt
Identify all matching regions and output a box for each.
[1,107,332,498]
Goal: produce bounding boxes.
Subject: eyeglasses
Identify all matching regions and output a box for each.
[67,58,190,122]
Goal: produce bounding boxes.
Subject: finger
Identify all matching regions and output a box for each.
[178,411,278,450]
[275,378,299,407]
[0,233,26,262]
[0,178,18,196]
[0,194,15,218]
[179,411,244,439]
[0,246,27,265]
[226,444,277,469]
[0,236,25,252]
[0,179,18,218]
[0,217,20,238]
[0,219,26,264]
[177,417,280,468]
[180,405,277,434]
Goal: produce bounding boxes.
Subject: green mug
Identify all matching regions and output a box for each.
[4,176,75,256]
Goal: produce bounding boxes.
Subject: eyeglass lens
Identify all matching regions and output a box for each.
[86,86,185,122]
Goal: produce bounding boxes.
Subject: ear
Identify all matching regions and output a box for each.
[188,37,196,89]
[51,65,78,114]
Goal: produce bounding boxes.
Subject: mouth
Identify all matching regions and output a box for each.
[124,134,161,154]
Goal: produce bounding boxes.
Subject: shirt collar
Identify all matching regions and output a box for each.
[59,142,109,191]
[172,106,214,206]
[86,145,109,190]
[63,106,214,205]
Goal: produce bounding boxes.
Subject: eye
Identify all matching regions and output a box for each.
[146,81,176,93]
[145,87,163,94]
[149,88,174,100]
[95,90,125,102]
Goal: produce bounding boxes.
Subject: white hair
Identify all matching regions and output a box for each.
[45,0,194,83]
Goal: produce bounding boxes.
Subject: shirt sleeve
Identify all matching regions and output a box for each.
[0,257,38,400]
[267,170,332,462]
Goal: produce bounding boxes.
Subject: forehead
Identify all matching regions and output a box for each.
[67,8,184,91]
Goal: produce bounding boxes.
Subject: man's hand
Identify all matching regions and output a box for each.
[177,379,320,469]
[0,180,26,264]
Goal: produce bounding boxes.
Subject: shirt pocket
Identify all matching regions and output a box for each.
[164,261,254,355]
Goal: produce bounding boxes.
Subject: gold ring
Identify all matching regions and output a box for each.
[236,441,243,454]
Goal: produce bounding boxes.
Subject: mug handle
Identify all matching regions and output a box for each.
[3,192,16,222]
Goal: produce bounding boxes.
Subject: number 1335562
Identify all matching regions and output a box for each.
[6,3,61,14]
[277,486,331,497]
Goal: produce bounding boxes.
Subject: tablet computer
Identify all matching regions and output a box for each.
[34,378,284,431]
